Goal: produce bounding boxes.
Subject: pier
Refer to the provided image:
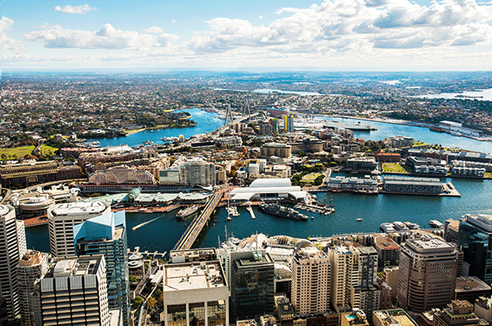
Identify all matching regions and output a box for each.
[173,192,223,250]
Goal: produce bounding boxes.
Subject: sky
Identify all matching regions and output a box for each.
[2,0,492,72]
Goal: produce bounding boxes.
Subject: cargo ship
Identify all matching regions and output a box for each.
[258,203,308,221]
[176,205,198,219]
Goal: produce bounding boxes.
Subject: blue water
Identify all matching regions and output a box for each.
[26,176,492,253]
[96,108,224,148]
[25,108,492,253]
[319,116,492,153]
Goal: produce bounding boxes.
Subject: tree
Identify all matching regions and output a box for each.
[146,297,157,310]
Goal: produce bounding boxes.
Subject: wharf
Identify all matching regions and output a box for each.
[115,204,181,214]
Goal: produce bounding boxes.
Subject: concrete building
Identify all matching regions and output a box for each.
[459,214,492,284]
[372,309,418,326]
[325,176,378,193]
[0,204,27,321]
[160,161,216,187]
[475,296,492,323]
[162,260,229,326]
[260,123,273,136]
[228,178,308,203]
[291,245,330,314]
[48,201,111,257]
[328,245,360,311]
[433,300,487,326]
[351,247,381,318]
[74,211,129,326]
[89,165,156,185]
[17,250,50,326]
[0,161,80,188]
[231,251,275,320]
[382,176,445,195]
[397,237,458,312]
[346,157,377,172]
[285,115,294,133]
[36,255,110,326]
[383,136,415,148]
[406,156,447,175]
[444,219,460,244]
[456,276,492,302]
[373,236,400,267]
[260,143,292,158]
[341,309,369,326]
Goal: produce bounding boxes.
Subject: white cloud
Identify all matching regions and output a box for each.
[54,4,97,14]
[172,19,177,23]
[188,0,492,55]
[144,26,164,34]
[1,17,25,55]
[25,23,179,50]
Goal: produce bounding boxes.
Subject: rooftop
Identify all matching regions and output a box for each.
[49,201,109,217]
[46,255,103,278]
[164,261,226,292]
[456,276,491,293]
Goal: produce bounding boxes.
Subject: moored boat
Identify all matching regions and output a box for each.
[176,205,198,219]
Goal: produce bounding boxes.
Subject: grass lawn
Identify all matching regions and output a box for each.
[382,163,408,173]
[0,146,35,160]
[41,144,58,156]
[302,172,323,183]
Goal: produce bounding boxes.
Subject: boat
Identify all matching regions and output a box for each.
[356,218,363,222]
[226,206,240,217]
[380,223,396,233]
[429,220,444,228]
[429,126,446,133]
[161,136,179,142]
[258,203,308,221]
[331,189,342,193]
[176,205,199,219]
[392,221,409,230]
[404,221,420,229]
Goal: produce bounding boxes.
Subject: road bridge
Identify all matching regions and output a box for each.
[173,191,223,250]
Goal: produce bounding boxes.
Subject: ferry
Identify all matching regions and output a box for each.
[429,220,444,228]
[161,136,179,142]
[380,223,396,233]
[392,221,409,230]
[404,222,420,229]
[176,205,198,219]
[226,206,240,217]
[356,218,363,222]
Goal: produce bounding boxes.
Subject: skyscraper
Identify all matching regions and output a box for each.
[459,214,492,283]
[74,211,129,326]
[284,115,294,133]
[351,246,380,318]
[291,245,331,314]
[328,245,360,311]
[0,204,27,321]
[47,201,111,257]
[231,251,275,320]
[397,237,458,312]
[17,250,51,326]
[36,255,110,325]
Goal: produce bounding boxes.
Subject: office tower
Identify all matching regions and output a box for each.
[459,214,492,283]
[397,237,458,312]
[259,123,273,136]
[231,251,275,320]
[271,119,279,133]
[162,259,229,326]
[74,211,129,326]
[328,245,360,311]
[179,161,216,187]
[47,201,111,256]
[284,115,294,133]
[0,204,27,320]
[351,247,380,318]
[291,245,330,314]
[18,250,50,326]
[36,255,110,325]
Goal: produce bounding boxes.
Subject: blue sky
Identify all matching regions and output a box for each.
[2,0,492,71]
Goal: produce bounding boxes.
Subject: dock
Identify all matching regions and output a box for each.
[173,192,223,250]
[246,205,256,219]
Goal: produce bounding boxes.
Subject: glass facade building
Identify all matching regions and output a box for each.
[459,214,492,284]
[231,251,275,320]
[74,211,129,326]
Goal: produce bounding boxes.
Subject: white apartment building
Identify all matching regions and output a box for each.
[36,255,110,326]
[291,245,331,314]
[47,201,111,256]
[328,245,360,311]
[0,204,27,321]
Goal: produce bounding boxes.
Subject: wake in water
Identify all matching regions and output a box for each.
[132,215,163,231]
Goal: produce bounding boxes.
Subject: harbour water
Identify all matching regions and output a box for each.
[25,108,492,252]
[26,176,492,253]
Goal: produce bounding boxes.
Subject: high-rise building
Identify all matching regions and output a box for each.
[351,247,380,318]
[162,259,229,326]
[179,161,216,187]
[291,245,330,314]
[0,204,27,321]
[284,115,294,133]
[397,237,458,312]
[47,201,111,256]
[328,245,360,311]
[231,251,275,320]
[74,211,129,326]
[459,214,492,283]
[259,123,273,136]
[271,119,279,133]
[17,250,51,326]
[36,255,110,326]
